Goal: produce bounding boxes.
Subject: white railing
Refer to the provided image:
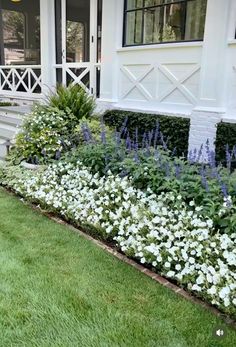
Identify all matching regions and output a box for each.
[0,65,42,96]
[54,62,101,96]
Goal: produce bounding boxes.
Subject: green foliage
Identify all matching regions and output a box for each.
[216,122,236,162]
[11,105,77,164]
[73,117,113,145]
[48,83,95,120]
[10,85,96,164]
[62,139,236,235]
[0,102,18,106]
[103,109,190,156]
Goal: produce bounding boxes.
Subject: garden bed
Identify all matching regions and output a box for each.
[2,84,236,324]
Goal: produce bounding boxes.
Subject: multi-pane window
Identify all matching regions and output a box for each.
[123,0,207,46]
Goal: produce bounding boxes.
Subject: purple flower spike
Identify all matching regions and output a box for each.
[199,165,209,192]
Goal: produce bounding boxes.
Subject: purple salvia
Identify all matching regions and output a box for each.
[55,150,61,161]
[120,116,128,136]
[160,132,168,151]
[209,150,216,168]
[174,162,181,179]
[225,144,232,171]
[100,122,107,145]
[154,121,160,149]
[192,148,197,163]
[81,124,91,143]
[199,165,209,192]
[126,134,132,152]
[148,130,154,147]
[197,144,203,162]
[164,162,170,178]
[142,132,147,149]
[188,150,194,164]
[171,147,177,157]
[205,139,210,162]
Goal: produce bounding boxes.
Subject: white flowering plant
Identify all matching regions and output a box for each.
[1,161,235,318]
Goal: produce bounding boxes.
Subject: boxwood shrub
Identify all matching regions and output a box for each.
[103,110,190,157]
[216,122,236,162]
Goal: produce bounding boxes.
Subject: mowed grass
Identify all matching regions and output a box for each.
[0,188,235,347]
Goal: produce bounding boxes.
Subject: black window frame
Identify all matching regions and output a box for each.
[123,0,206,47]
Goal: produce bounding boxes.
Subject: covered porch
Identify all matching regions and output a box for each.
[0,0,102,102]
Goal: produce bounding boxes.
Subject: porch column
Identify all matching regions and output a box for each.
[188,0,231,156]
[40,0,56,96]
[99,0,121,106]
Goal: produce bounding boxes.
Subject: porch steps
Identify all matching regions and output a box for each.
[0,106,30,160]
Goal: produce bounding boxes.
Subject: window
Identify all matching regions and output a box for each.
[0,1,41,65]
[123,0,207,46]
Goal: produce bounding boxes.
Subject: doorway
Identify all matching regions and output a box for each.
[55,0,101,95]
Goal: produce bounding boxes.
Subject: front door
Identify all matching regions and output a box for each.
[55,0,100,95]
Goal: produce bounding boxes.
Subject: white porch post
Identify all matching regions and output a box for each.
[40,0,56,96]
[99,0,122,106]
[189,0,231,156]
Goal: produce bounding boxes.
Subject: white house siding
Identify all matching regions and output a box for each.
[98,0,236,154]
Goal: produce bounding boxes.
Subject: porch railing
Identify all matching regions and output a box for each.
[0,65,42,96]
[54,62,101,97]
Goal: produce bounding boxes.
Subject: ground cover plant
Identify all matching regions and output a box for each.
[0,187,236,347]
[1,160,236,319]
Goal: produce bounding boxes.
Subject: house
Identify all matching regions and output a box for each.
[0,0,235,156]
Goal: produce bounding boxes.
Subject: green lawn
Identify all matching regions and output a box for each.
[0,188,235,347]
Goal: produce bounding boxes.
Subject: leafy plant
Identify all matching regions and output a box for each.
[48,83,95,121]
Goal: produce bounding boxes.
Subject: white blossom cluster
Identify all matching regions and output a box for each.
[9,162,236,316]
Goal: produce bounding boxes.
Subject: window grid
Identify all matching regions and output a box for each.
[123,0,206,47]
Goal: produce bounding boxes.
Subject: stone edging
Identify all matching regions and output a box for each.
[37,211,236,330]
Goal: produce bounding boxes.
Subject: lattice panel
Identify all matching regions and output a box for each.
[0,66,42,94]
[120,63,200,105]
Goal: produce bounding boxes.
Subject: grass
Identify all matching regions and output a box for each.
[0,188,235,347]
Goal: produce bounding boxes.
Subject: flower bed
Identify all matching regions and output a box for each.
[1,161,236,318]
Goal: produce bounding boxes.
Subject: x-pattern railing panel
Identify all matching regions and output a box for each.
[0,65,42,94]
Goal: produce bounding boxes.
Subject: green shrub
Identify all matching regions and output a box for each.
[11,105,72,164]
[216,122,236,162]
[48,83,95,120]
[10,85,96,164]
[0,101,18,106]
[103,110,190,157]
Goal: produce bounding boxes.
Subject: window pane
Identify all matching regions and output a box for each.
[66,0,90,63]
[185,0,207,40]
[2,10,25,65]
[125,10,143,45]
[143,8,161,44]
[1,1,41,66]
[127,0,143,11]
[161,3,185,42]
[66,21,85,63]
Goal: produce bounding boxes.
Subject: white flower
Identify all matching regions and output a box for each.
[175,264,181,271]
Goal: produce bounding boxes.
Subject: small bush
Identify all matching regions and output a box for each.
[10,85,96,164]
[103,110,190,157]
